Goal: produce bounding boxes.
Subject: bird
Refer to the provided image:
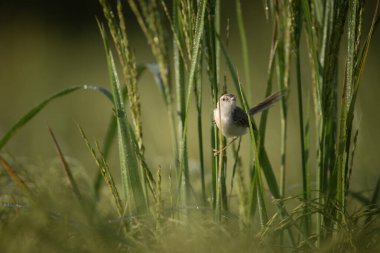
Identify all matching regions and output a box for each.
[213,91,282,155]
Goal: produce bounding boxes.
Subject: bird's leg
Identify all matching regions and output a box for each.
[213,137,239,156]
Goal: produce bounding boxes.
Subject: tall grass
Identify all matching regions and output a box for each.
[1,0,380,252]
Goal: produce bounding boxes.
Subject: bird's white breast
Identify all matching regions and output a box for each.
[214,108,247,138]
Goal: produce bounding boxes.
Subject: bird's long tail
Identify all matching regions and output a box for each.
[248,91,283,115]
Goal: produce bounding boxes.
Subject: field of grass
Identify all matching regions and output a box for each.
[1,0,380,252]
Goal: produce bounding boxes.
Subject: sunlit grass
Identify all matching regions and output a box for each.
[1,0,380,252]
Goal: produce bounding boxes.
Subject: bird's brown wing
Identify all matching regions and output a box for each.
[232,107,249,128]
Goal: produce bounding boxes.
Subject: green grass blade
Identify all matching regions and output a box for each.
[49,127,82,202]
[236,0,251,101]
[229,138,242,198]
[301,0,322,112]
[99,21,147,213]
[259,40,277,142]
[336,0,360,222]
[182,0,207,126]
[0,85,113,150]
[204,0,221,210]
[94,65,149,200]
[173,0,189,206]
[294,7,311,237]
[194,53,206,205]
[237,78,268,227]
[179,0,207,204]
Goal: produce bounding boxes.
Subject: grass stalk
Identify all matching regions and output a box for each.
[78,126,128,232]
[49,128,82,202]
[293,2,311,238]
[179,0,207,208]
[99,22,147,213]
[300,0,326,246]
[237,76,268,228]
[203,0,221,210]
[0,155,32,197]
[235,0,251,101]
[295,26,311,240]
[173,0,190,207]
[336,0,359,223]
[94,65,148,200]
[194,54,206,205]
[127,0,178,172]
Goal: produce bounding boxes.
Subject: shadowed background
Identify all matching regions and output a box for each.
[1,0,379,196]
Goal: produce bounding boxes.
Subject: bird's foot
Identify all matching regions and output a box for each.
[213,148,223,156]
[213,137,239,156]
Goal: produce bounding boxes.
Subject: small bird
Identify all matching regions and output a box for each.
[213,91,282,154]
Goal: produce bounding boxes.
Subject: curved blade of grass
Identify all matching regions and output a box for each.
[0,155,32,197]
[94,64,154,199]
[0,85,113,150]
[49,127,82,202]
[259,40,278,143]
[99,21,147,213]
[236,74,268,227]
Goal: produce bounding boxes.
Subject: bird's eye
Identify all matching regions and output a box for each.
[222,98,226,101]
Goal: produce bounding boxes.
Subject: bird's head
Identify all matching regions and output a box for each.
[217,94,237,112]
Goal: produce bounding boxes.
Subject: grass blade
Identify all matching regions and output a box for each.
[236,75,268,227]
[173,0,190,206]
[99,21,147,213]
[93,64,152,200]
[0,85,113,150]
[0,155,32,197]
[49,127,82,202]
[79,126,124,215]
[179,0,207,204]
[235,0,251,101]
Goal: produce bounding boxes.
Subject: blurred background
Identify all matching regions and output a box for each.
[1,0,379,195]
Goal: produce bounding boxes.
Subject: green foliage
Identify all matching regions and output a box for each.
[1,0,380,252]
